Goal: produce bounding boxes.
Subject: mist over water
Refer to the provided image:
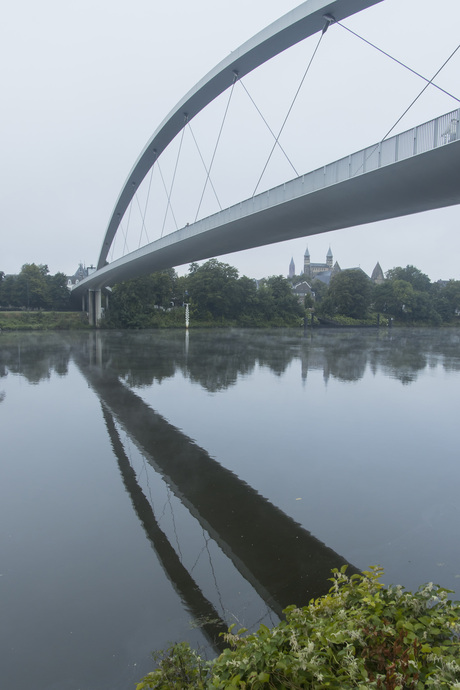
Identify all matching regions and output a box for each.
[1,328,459,689]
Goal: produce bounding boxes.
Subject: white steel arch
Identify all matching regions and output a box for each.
[97,0,383,270]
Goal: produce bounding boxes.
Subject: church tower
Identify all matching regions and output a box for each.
[326,247,333,268]
[289,257,295,278]
[304,246,310,276]
[371,262,384,284]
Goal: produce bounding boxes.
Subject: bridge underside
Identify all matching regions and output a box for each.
[75,138,460,292]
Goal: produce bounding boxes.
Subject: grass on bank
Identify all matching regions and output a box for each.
[0,311,90,331]
[137,567,460,690]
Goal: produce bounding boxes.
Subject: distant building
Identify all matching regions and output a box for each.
[303,247,341,285]
[371,262,384,284]
[304,246,333,279]
[67,263,96,288]
[290,248,384,287]
[292,281,314,301]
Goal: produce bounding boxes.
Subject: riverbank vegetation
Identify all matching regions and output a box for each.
[0,263,73,312]
[313,265,460,327]
[102,260,304,329]
[2,260,459,330]
[137,567,460,689]
[103,260,460,329]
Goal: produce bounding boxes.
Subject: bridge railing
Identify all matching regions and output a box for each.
[238,108,460,215]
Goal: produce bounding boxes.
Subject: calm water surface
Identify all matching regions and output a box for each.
[1,328,459,689]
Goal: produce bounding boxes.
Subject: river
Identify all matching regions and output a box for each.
[1,327,459,689]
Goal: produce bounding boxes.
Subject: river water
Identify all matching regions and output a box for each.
[1,327,459,689]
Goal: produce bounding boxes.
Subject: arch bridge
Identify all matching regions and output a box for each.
[71,0,460,323]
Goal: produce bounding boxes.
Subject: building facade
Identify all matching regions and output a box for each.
[289,248,384,288]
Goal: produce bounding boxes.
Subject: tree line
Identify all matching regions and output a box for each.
[2,259,459,327]
[103,259,305,328]
[312,265,460,325]
[0,264,72,310]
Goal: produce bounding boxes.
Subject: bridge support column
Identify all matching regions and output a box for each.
[87,289,102,327]
[88,290,95,326]
[94,289,102,327]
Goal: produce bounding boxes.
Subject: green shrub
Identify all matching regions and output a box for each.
[318,313,388,327]
[137,567,460,689]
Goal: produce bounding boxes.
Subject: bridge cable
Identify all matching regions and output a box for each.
[187,121,223,210]
[156,159,180,232]
[203,529,226,618]
[379,42,460,142]
[354,41,460,177]
[161,117,187,238]
[166,486,184,562]
[194,76,237,222]
[110,210,130,260]
[335,21,460,105]
[122,203,133,256]
[252,26,327,197]
[135,196,150,246]
[238,78,299,177]
[136,164,154,248]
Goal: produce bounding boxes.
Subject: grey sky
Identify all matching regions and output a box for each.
[1,0,459,282]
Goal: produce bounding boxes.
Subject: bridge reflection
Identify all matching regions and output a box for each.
[74,332,359,642]
[101,404,229,651]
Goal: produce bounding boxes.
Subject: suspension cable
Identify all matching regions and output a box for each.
[157,159,179,231]
[136,164,155,248]
[355,42,460,177]
[161,119,187,237]
[381,42,460,142]
[336,21,460,104]
[194,76,237,222]
[135,196,148,246]
[238,78,299,177]
[122,203,132,256]
[188,121,222,210]
[252,28,326,197]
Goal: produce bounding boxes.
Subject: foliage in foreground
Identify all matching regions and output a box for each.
[137,567,460,689]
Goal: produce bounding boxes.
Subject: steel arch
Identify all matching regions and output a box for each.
[97,0,383,269]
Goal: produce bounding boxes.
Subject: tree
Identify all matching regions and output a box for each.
[187,259,241,319]
[48,272,71,310]
[432,280,460,321]
[253,275,304,323]
[385,265,431,292]
[320,269,372,319]
[107,270,179,327]
[375,267,443,324]
[0,274,17,307]
[16,264,51,309]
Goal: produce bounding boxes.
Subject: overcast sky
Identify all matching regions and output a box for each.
[2,0,460,282]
